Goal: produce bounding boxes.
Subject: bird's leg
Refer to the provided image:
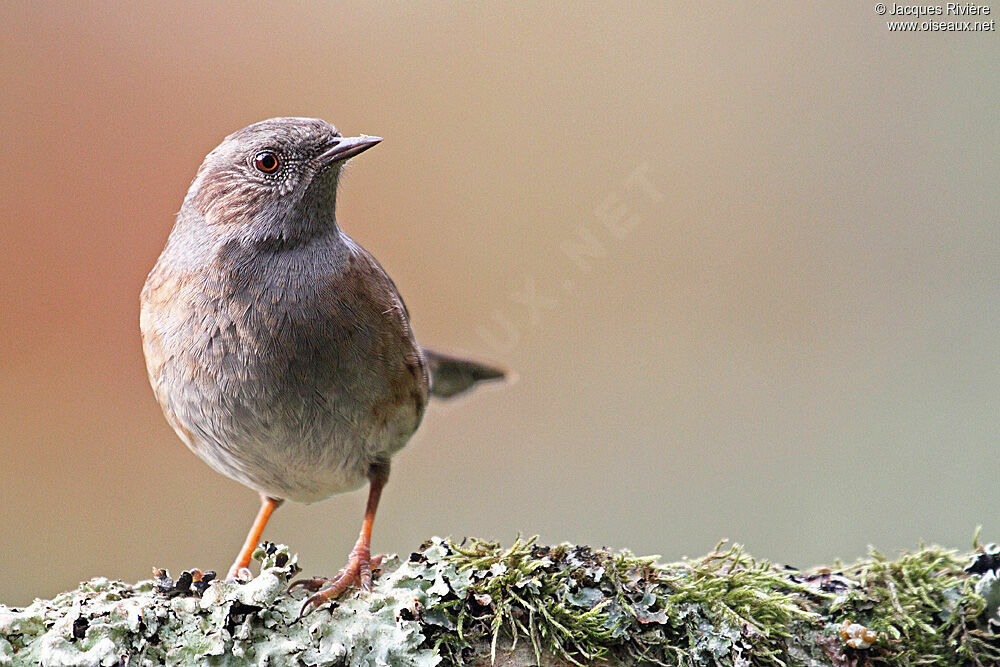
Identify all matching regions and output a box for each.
[226,494,284,580]
[292,462,389,616]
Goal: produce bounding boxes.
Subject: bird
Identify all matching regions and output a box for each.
[140,117,505,615]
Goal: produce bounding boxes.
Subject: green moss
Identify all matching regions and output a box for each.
[828,542,1000,665]
[408,538,826,665]
[398,536,1000,665]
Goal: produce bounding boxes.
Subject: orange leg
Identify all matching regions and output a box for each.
[227,494,284,580]
[292,463,389,616]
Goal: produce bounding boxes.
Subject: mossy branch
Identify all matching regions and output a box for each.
[3,535,1000,666]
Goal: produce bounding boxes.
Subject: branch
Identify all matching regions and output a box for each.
[2,536,1000,666]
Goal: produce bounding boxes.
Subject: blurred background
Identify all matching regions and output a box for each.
[1,3,998,606]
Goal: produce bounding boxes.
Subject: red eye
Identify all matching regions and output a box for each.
[253,151,280,173]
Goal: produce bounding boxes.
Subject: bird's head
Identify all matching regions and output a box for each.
[183,117,381,240]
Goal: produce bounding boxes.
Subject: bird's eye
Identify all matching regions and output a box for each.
[253,151,280,174]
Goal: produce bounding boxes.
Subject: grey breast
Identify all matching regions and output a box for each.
[141,229,429,503]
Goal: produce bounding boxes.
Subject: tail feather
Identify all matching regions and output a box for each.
[422,348,507,399]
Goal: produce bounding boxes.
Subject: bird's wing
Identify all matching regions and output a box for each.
[340,235,506,400]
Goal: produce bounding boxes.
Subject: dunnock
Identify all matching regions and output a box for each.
[140,117,504,614]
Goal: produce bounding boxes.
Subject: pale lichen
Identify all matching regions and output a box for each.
[0,544,438,667]
[2,536,1000,666]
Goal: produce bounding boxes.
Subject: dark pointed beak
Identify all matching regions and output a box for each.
[317,135,382,166]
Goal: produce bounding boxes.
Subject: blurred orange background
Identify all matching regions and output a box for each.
[2,3,998,606]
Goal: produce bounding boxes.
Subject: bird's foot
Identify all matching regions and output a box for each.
[291,549,384,617]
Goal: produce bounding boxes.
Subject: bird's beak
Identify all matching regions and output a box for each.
[317,135,382,166]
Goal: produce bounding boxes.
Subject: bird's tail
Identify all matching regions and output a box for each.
[422,347,508,399]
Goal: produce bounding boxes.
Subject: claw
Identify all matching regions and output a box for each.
[288,577,330,593]
[293,553,386,618]
[298,571,354,618]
